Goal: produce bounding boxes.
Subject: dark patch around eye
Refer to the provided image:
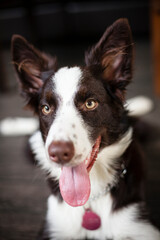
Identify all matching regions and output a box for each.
[73,68,130,146]
[45,91,55,103]
[39,78,58,142]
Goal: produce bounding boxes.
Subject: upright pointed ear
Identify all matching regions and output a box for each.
[11,35,57,111]
[85,18,133,102]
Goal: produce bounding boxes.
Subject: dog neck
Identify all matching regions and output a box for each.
[88,127,133,200]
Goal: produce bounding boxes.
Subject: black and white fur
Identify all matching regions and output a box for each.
[11,19,160,239]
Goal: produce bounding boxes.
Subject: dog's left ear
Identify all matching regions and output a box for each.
[85,18,133,102]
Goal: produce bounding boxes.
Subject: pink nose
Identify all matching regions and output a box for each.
[48,141,75,164]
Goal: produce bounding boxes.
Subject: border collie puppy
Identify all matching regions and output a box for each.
[11,19,160,240]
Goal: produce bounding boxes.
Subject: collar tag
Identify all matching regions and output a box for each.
[82,208,101,230]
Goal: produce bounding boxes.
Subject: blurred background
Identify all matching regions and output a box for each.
[0,0,160,239]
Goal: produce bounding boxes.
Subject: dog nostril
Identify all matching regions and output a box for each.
[64,153,69,158]
[48,141,75,164]
[50,153,58,162]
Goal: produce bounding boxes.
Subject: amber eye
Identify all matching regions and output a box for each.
[85,99,98,110]
[42,105,51,115]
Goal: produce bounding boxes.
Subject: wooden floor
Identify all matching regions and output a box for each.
[0,39,160,239]
[0,113,49,239]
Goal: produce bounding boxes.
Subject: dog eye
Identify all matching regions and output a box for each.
[85,99,98,110]
[42,105,51,115]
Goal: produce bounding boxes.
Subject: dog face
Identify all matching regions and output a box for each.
[12,18,133,206]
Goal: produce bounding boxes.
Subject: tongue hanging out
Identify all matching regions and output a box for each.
[59,162,90,206]
[59,136,101,207]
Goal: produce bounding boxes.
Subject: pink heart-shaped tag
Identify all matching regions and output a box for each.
[82,209,101,230]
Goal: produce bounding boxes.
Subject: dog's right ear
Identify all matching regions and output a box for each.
[11,35,57,112]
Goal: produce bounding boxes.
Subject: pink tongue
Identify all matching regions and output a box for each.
[59,162,91,207]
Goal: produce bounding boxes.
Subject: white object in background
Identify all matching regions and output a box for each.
[125,96,154,117]
[0,117,39,136]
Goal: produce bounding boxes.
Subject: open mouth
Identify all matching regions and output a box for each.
[59,136,101,207]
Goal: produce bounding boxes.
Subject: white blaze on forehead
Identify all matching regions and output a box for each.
[53,66,82,103]
[45,66,92,167]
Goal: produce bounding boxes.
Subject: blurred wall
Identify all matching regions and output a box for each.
[0,0,149,45]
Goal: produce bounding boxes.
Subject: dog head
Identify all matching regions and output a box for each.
[12,18,133,206]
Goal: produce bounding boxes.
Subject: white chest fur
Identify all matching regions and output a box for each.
[47,193,113,240]
[46,194,160,240]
